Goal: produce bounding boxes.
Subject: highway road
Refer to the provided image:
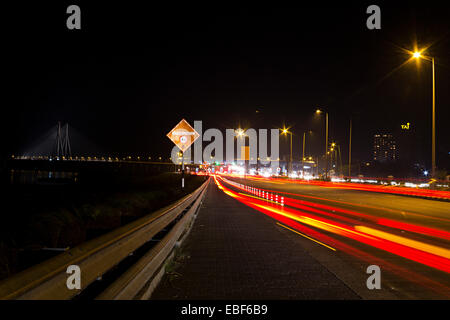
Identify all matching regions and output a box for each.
[213,174,450,299]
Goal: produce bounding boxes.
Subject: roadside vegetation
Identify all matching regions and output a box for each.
[0,172,206,280]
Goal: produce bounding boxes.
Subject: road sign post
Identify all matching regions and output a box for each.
[181,151,184,189]
[167,119,200,190]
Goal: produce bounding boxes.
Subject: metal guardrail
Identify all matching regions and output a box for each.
[0,178,210,300]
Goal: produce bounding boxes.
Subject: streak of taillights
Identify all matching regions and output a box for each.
[214,175,450,274]
[247,184,450,224]
[376,218,450,241]
[221,176,450,242]
[284,197,450,242]
[213,175,450,297]
[260,176,450,199]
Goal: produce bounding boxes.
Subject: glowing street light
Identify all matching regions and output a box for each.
[235,128,248,176]
[280,127,293,175]
[236,128,245,137]
[301,130,313,179]
[315,108,329,179]
[410,49,436,179]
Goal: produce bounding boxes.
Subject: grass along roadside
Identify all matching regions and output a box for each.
[0,173,206,281]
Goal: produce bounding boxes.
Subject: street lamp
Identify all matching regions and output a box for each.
[411,50,436,179]
[235,128,248,177]
[316,109,329,179]
[281,127,293,176]
[348,118,352,178]
[301,130,313,178]
[330,144,335,176]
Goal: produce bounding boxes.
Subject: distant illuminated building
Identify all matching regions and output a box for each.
[373,134,397,162]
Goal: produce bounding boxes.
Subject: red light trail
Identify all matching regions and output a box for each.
[213,175,450,297]
[222,173,450,200]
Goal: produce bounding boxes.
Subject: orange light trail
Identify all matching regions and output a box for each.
[283,196,450,242]
[243,183,450,224]
[213,176,450,297]
[377,218,450,242]
[222,173,450,200]
[355,226,450,259]
[214,175,450,274]
[221,175,450,240]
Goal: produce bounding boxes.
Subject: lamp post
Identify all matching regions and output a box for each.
[330,142,336,177]
[301,130,313,178]
[316,109,329,179]
[302,132,306,178]
[412,51,436,180]
[281,128,293,176]
[348,118,352,178]
[337,144,343,176]
[236,128,248,178]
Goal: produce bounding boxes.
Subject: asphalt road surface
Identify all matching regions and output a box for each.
[223,175,450,299]
[152,175,450,299]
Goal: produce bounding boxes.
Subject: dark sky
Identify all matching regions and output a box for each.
[3,1,450,168]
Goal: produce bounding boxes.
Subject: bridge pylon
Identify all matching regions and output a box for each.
[54,122,72,158]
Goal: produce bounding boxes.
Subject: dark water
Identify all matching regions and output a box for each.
[9,169,78,185]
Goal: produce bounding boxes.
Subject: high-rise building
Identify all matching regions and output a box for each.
[373,134,397,162]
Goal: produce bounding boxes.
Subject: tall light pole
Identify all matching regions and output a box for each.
[330,142,336,177]
[337,144,343,176]
[281,128,293,176]
[316,109,329,179]
[301,130,313,178]
[302,132,306,178]
[412,51,436,179]
[236,128,248,178]
[348,118,352,178]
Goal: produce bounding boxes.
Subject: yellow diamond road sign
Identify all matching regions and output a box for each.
[167,119,200,152]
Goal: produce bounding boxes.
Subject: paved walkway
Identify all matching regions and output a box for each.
[151,180,359,299]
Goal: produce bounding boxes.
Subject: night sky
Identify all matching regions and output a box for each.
[3,2,450,169]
